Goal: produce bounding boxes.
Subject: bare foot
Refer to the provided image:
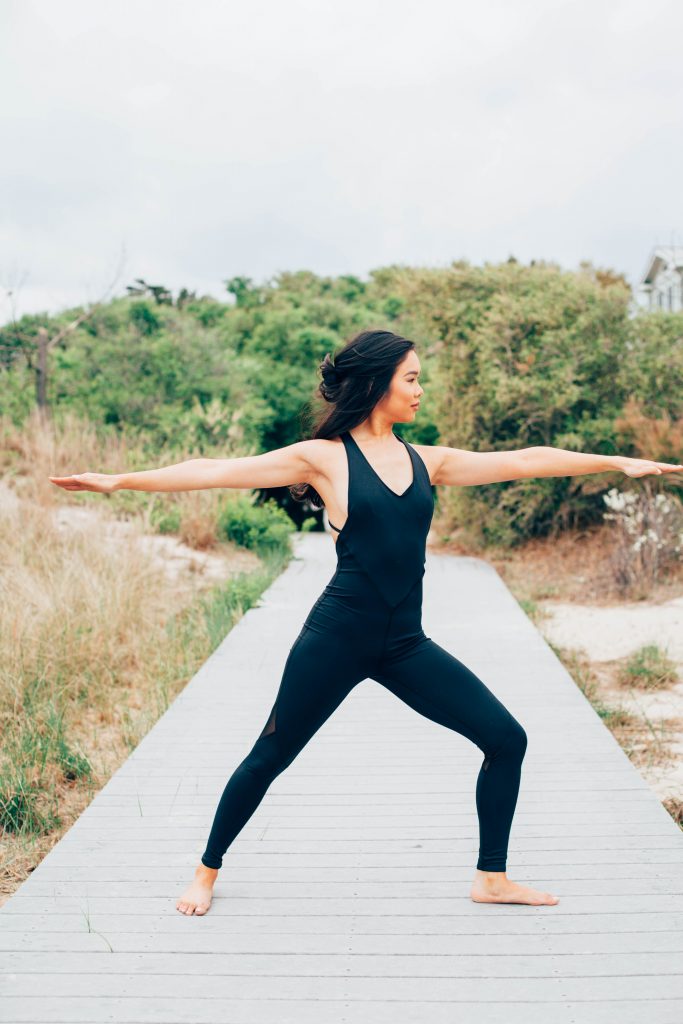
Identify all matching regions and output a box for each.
[176,863,218,915]
[471,869,559,906]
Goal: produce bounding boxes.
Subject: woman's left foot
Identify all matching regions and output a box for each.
[176,863,218,915]
[471,869,559,905]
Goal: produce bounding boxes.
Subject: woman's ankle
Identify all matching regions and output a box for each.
[196,862,219,879]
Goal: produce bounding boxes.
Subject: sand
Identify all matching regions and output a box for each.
[537,596,683,804]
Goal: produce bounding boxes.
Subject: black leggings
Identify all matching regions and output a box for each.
[201,562,528,873]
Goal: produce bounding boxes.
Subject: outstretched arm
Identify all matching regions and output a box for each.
[431,445,683,487]
[49,442,315,494]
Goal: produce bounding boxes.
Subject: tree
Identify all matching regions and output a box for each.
[2,248,126,421]
[125,277,173,305]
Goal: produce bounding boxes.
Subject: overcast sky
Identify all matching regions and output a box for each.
[1,0,682,326]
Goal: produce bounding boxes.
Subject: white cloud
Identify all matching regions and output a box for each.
[2,0,682,324]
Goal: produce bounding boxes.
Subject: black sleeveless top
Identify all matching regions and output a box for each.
[327,430,434,608]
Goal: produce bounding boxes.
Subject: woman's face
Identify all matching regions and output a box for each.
[384,349,424,422]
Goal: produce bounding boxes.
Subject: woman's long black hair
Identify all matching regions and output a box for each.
[290,328,415,510]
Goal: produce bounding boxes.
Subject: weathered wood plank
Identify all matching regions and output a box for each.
[3,971,683,999]
[3,939,683,971]
[0,995,681,1024]
[14,860,683,883]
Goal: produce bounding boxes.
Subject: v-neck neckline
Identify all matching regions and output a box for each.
[346,430,415,498]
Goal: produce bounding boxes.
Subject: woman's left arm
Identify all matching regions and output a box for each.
[431,445,683,486]
[516,447,683,480]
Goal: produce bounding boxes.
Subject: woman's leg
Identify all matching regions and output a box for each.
[371,638,558,905]
[200,625,366,870]
[371,638,527,873]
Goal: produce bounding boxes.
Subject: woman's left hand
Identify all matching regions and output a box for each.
[619,458,683,478]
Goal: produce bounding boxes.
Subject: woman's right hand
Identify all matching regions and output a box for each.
[48,472,120,493]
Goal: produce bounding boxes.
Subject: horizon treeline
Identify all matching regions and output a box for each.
[2,258,681,546]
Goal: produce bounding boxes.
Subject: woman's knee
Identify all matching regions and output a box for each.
[241,736,290,782]
[501,718,528,760]
[485,716,527,764]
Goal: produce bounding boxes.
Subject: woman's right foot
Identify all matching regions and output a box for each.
[176,863,218,915]
[471,869,559,905]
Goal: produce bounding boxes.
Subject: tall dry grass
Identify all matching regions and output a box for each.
[1,406,237,545]
[0,409,291,904]
[2,407,140,503]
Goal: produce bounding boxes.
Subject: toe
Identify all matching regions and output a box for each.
[195,904,209,915]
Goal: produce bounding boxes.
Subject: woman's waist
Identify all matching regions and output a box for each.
[320,558,424,610]
[305,569,424,642]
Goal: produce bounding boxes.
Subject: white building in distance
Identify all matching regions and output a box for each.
[635,246,683,312]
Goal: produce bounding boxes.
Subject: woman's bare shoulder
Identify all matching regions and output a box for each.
[296,436,345,480]
[407,441,444,482]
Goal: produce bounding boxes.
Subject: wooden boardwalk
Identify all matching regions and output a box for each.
[1,532,682,1023]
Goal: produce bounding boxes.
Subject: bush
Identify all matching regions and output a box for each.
[217,494,294,555]
[616,644,679,690]
[602,486,683,595]
[414,260,633,546]
[150,502,182,534]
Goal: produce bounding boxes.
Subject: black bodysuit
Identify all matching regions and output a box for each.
[201,430,527,872]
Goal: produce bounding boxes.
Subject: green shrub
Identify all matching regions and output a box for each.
[617,644,679,690]
[129,301,161,336]
[217,494,294,554]
[150,501,182,534]
[406,260,644,546]
[0,777,59,834]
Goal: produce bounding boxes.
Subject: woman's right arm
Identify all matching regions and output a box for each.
[49,441,318,494]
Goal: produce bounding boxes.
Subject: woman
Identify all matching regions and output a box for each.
[50,328,682,917]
